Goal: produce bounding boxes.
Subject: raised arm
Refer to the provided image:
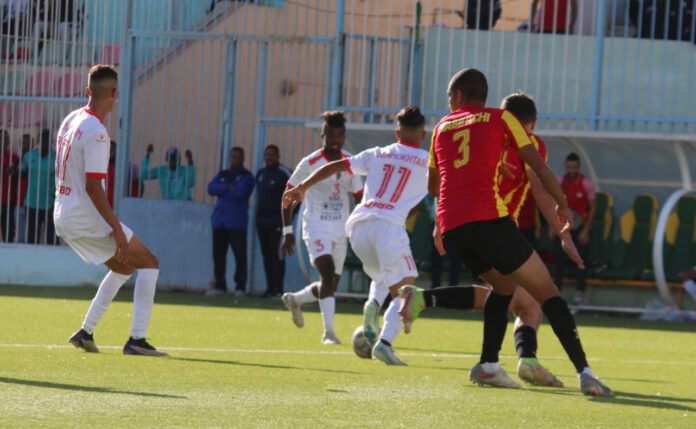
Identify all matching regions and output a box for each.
[282,159,349,208]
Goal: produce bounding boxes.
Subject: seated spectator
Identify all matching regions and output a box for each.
[457,0,502,30]
[140,144,196,200]
[1,129,18,242]
[680,268,696,303]
[530,0,578,34]
[107,140,142,207]
[20,128,56,245]
[630,0,694,41]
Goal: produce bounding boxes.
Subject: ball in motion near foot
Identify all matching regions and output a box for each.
[352,325,373,359]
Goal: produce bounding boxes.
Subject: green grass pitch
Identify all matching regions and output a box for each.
[1,285,695,427]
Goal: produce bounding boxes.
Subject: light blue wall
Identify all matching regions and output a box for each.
[0,243,107,286]
[0,198,309,291]
[422,28,696,133]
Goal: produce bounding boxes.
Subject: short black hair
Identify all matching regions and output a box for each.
[566,153,580,163]
[88,65,118,98]
[264,144,279,154]
[447,68,488,103]
[396,105,425,129]
[231,146,244,156]
[501,92,537,125]
[320,110,346,136]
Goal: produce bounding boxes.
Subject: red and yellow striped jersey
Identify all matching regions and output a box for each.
[429,105,533,233]
[498,134,548,228]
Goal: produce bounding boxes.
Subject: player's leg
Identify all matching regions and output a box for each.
[506,252,613,396]
[229,228,248,296]
[209,227,230,295]
[363,280,389,345]
[399,284,488,333]
[313,252,339,344]
[348,221,385,345]
[104,233,167,357]
[372,276,414,366]
[509,286,563,387]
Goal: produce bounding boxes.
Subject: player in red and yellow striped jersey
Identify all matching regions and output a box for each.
[422,69,612,396]
[400,93,584,387]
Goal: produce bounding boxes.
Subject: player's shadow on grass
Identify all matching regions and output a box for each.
[172,356,361,374]
[528,387,696,411]
[0,377,186,399]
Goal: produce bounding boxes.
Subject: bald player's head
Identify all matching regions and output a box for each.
[87,65,118,101]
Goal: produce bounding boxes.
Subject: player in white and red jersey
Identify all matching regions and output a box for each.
[283,106,429,365]
[280,111,363,345]
[56,65,167,357]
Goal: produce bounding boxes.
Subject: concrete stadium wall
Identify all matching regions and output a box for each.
[0,198,310,292]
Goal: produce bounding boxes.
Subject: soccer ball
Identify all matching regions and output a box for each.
[352,325,374,359]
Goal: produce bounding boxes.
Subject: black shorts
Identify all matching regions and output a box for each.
[441,216,534,278]
[519,226,536,246]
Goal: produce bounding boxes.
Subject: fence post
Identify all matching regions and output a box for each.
[221,39,237,171]
[249,42,269,292]
[115,0,134,215]
[410,1,423,107]
[589,0,607,131]
[328,0,346,109]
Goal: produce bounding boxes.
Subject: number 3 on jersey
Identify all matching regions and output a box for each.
[453,129,470,169]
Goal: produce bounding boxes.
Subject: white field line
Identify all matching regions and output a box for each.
[0,343,695,366]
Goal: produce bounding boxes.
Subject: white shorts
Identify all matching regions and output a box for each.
[304,232,347,275]
[64,223,134,265]
[348,218,418,288]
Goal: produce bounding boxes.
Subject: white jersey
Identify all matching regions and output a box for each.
[344,141,429,235]
[287,148,363,240]
[54,107,111,240]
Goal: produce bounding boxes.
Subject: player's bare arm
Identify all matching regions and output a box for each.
[280,203,295,257]
[517,145,573,231]
[427,166,445,255]
[282,159,348,208]
[85,177,128,263]
[527,169,584,269]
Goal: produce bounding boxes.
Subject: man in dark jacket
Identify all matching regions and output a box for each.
[255,145,292,298]
[206,147,254,297]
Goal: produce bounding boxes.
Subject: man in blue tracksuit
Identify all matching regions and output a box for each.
[255,145,293,298]
[207,146,255,297]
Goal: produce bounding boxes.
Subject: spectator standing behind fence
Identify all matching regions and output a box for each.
[424,194,462,288]
[140,144,196,200]
[12,133,31,243]
[255,145,292,298]
[107,140,142,207]
[21,128,56,244]
[206,147,255,297]
[530,0,578,33]
[552,153,596,305]
[1,129,18,242]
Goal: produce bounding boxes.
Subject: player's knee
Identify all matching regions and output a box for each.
[149,253,159,269]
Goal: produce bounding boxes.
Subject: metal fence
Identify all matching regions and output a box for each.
[3,0,696,244]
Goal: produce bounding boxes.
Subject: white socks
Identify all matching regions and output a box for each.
[82,271,131,334]
[318,297,336,333]
[130,268,159,339]
[368,281,390,308]
[294,282,320,305]
[481,362,501,373]
[578,367,595,380]
[379,297,401,345]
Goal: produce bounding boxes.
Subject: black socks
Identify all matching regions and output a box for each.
[542,296,588,373]
[480,292,513,363]
[424,286,475,310]
[514,325,537,358]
